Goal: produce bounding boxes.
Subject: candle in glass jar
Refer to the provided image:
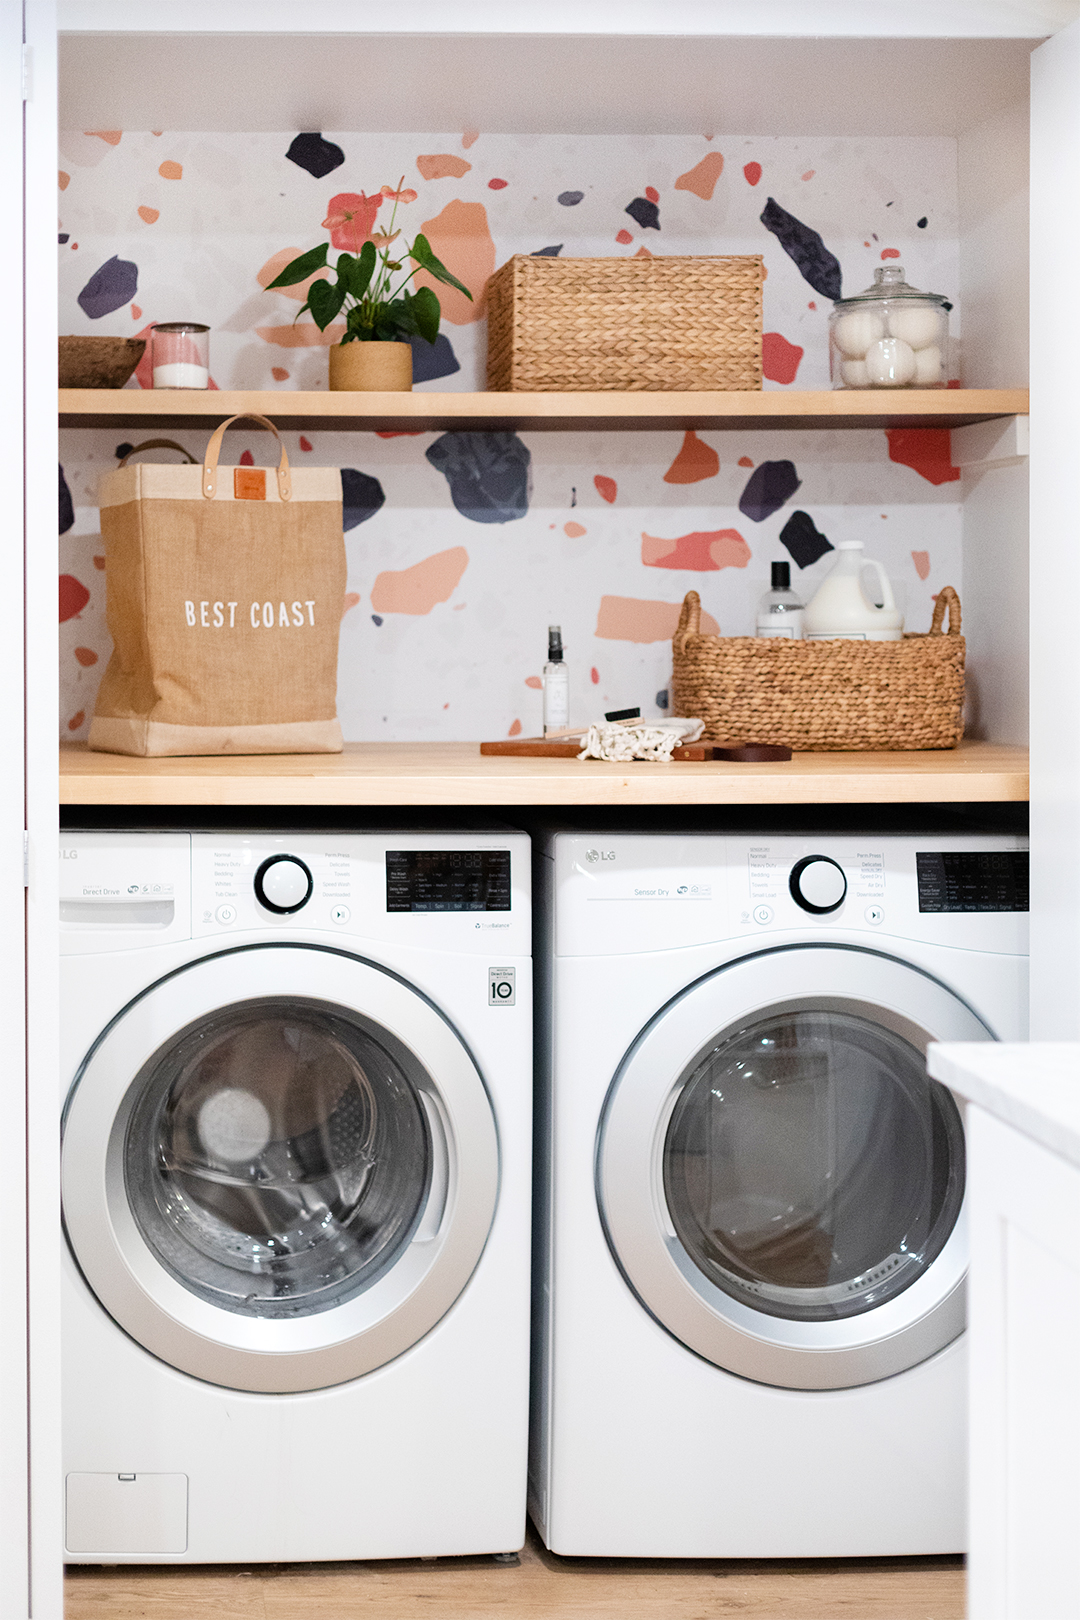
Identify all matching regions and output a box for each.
[150,322,210,390]
[153,360,210,388]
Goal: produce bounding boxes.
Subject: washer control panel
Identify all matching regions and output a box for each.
[189,833,530,953]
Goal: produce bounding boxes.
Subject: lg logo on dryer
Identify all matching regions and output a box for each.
[585,849,616,863]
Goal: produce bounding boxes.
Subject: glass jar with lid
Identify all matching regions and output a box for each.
[828,266,950,389]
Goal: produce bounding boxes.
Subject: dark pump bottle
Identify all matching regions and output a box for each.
[756,561,805,640]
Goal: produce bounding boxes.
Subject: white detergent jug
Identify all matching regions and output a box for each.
[803,540,904,641]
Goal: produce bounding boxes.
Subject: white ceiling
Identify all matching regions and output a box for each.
[57,0,1078,38]
[59,33,1035,137]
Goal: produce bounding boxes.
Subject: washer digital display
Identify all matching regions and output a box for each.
[385,850,512,912]
[916,850,1029,913]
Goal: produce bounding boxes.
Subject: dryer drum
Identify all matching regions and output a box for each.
[662,1008,965,1324]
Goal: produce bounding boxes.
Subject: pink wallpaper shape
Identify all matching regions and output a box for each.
[370,547,469,615]
[595,596,720,642]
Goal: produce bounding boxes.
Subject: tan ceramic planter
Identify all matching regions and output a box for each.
[329,341,413,392]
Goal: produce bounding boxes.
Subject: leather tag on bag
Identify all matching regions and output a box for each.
[234,466,266,501]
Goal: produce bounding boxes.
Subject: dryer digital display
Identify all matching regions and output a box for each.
[385,850,511,912]
[916,850,1029,913]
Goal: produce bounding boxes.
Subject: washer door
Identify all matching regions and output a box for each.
[597,945,988,1390]
[63,945,498,1393]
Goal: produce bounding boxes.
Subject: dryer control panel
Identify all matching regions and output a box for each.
[553,832,1028,958]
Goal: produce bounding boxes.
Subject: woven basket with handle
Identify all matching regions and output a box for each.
[671,587,965,751]
[486,253,763,392]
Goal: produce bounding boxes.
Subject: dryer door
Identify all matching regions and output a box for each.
[62,945,498,1393]
[597,945,987,1390]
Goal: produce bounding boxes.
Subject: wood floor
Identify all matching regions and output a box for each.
[65,1524,965,1618]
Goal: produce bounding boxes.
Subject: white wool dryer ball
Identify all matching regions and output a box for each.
[841,358,871,388]
[887,303,942,349]
[913,344,944,384]
[864,337,917,386]
[198,1087,273,1164]
[832,309,886,357]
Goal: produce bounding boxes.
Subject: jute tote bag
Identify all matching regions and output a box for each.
[89,414,346,756]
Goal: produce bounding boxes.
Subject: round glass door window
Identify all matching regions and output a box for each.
[662,1008,965,1324]
[124,998,431,1320]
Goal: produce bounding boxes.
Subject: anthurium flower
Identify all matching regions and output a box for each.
[322,191,382,253]
[267,178,472,347]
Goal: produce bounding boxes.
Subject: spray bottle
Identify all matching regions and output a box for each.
[543,626,570,735]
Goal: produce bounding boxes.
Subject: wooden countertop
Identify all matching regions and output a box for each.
[59,739,1029,807]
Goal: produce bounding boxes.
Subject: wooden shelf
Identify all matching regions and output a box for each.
[58,388,1029,436]
[59,740,1028,808]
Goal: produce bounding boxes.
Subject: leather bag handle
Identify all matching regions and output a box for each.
[118,439,197,465]
[202,413,292,501]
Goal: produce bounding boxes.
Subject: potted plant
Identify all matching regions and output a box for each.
[266,181,472,391]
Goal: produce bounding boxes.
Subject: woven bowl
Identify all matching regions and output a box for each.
[59,335,145,389]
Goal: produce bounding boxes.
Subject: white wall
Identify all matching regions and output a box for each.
[958,96,1030,746]
[1030,19,1080,1036]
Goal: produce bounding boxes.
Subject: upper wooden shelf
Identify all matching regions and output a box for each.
[58,388,1029,436]
[59,740,1028,808]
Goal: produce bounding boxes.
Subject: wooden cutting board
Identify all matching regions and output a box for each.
[479,737,791,762]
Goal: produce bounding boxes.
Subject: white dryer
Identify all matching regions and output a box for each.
[532,830,1028,1557]
[60,830,531,1564]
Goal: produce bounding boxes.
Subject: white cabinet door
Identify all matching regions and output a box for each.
[24,2,62,1617]
[967,1106,1080,1620]
[1030,19,1080,1039]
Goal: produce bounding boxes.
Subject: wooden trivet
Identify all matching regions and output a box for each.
[479,737,792,762]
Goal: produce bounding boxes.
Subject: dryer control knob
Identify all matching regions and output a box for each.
[254,855,313,914]
[789,855,847,914]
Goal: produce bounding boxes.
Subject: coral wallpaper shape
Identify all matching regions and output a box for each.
[58,129,963,743]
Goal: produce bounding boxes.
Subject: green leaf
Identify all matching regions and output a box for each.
[374,303,410,342]
[264,242,329,289]
[341,240,377,302]
[408,284,441,345]
[307,277,346,331]
[409,232,473,301]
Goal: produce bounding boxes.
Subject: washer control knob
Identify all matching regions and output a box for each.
[254,855,313,915]
[789,855,847,914]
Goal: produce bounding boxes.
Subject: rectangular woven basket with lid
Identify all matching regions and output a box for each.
[671,586,965,751]
[486,253,763,392]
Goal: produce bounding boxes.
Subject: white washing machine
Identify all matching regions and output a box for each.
[532,830,1028,1558]
[60,829,531,1564]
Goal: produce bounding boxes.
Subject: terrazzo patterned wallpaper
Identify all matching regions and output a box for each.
[58,130,963,743]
